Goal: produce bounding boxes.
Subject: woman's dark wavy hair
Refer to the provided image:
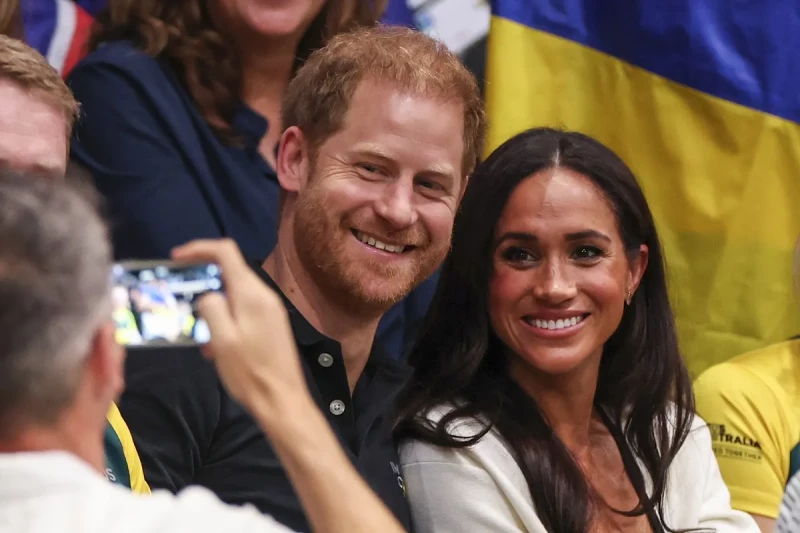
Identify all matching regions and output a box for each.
[88,0,386,144]
[395,128,697,532]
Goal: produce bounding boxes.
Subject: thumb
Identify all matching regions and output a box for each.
[195,292,237,358]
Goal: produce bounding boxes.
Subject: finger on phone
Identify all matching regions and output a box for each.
[195,292,237,354]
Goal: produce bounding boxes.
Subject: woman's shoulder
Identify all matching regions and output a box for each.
[68,41,181,100]
[399,403,516,467]
[70,41,160,76]
[67,41,197,133]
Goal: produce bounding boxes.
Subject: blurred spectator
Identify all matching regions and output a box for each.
[0,34,76,178]
[695,237,800,533]
[0,33,149,495]
[111,285,142,346]
[67,0,435,360]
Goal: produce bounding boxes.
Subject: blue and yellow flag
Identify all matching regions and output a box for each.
[486,1,800,375]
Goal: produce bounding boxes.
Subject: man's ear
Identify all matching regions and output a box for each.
[276,126,311,194]
[85,321,126,403]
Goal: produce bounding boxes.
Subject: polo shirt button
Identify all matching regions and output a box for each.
[329,399,346,416]
[318,353,334,368]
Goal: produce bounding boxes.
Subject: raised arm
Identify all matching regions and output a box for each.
[173,239,407,533]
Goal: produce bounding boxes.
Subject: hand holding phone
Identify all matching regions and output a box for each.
[170,239,307,411]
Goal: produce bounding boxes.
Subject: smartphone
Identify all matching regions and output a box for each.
[111,260,223,348]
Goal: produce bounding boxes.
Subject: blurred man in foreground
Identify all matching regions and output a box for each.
[0,172,407,533]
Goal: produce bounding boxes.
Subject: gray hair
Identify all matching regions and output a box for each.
[0,171,111,436]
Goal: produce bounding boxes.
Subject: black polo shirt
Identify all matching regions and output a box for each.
[118,262,412,532]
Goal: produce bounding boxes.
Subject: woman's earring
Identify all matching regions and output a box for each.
[625,291,633,306]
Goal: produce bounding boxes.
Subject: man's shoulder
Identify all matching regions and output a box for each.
[695,340,799,419]
[698,339,799,382]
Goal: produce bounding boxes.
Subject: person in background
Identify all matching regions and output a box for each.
[695,237,800,533]
[20,1,417,78]
[0,33,149,496]
[68,0,436,360]
[111,286,143,346]
[395,128,757,532]
[117,25,484,533]
[0,172,408,533]
[0,34,72,178]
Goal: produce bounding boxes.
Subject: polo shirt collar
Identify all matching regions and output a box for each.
[247,260,413,379]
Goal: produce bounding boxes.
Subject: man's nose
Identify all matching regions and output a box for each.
[374,178,418,229]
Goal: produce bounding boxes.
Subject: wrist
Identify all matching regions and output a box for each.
[248,382,322,441]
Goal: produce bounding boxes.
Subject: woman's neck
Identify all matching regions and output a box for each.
[510,351,603,456]
[238,36,300,168]
[240,43,295,114]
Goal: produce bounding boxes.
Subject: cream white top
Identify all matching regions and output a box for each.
[400,405,759,533]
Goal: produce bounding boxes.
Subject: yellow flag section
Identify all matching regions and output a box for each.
[485,7,800,376]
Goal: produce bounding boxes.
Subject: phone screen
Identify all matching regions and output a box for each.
[111,261,223,348]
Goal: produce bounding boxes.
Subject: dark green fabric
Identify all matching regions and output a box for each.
[104,422,131,488]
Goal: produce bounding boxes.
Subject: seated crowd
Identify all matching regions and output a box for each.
[0,1,797,532]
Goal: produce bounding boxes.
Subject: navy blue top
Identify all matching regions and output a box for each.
[68,41,438,360]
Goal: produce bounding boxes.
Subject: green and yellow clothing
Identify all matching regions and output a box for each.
[104,402,150,494]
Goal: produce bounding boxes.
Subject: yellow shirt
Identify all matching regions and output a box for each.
[694,339,800,518]
[105,402,150,494]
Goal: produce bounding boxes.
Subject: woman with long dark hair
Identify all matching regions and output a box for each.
[395,128,757,533]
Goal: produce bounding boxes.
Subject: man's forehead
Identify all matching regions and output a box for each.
[0,125,68,179]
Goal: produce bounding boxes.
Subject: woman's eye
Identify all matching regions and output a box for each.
[501,247,535,262]
[573,246,603,260]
